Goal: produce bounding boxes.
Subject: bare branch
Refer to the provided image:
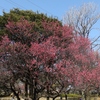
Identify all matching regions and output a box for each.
[63,2,100,38]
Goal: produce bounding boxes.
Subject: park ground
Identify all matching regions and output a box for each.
[1,97,100,100]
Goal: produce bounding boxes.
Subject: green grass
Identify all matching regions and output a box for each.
[60,93,81,98]
[67,93,82,98]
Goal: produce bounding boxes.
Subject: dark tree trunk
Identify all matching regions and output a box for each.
[10,84,20,100]
[33,80,37,100]
[46,83,50,100]
[25,80,28,97]
[65,94,67,100]
[60,96,63,100]
[46,97,49,100]
[53,95,59,100]
[83,91,87,100]
[29,79,33,99]
[14,92,20,100]
[53,98,55,100]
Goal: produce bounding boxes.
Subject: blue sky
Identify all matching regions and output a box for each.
[0,0,100,49]
[0,0,100,20]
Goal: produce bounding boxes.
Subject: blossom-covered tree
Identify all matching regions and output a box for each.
[0,17,100,100]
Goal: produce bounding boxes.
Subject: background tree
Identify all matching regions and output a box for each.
[63,2,100,38]
[0,8,61,40]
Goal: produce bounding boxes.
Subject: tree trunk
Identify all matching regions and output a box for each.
[10,84,20,100]
[47,97,49,100]
[65,94,67,100]
[33,80,37,100]
[33,90,37,100]
[84,92,87,100]
[53,95,59,100]
[60,96,62,100]
[46,84,50,100]
[15,92,20,100]
[25,80,28,97]
[52,97,55,100]
[29,79,33,99]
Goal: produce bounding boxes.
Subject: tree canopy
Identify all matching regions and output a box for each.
[0,8,61,40]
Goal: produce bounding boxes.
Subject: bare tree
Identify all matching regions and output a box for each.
[63,2,100,38]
